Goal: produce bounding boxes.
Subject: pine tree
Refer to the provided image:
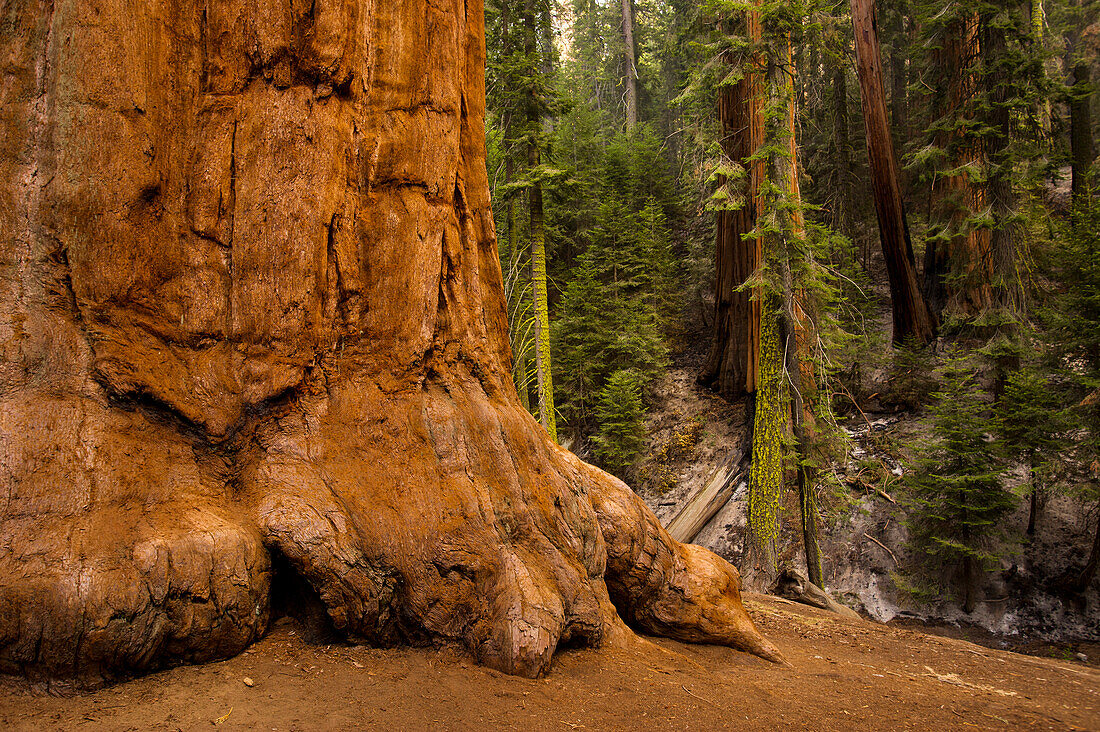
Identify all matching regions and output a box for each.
[591,369,648,477]
[903,362,1016,612]
[1044,184,1100,591]
[996,362,1064,536]
[553,198,674,450]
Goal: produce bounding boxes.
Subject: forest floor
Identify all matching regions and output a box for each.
[2,595,1097,731]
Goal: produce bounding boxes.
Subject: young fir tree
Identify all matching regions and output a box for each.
[553,198,674,469]
[996,361,1065,537]
[903,363,1016,613]
[1043,183,1100,591]
[591,369,648,477]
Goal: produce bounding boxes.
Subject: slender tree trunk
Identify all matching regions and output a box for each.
[889,9,908,153]
[507,183,532,413]
[529,151,556,441]
[1032,0,1052,136]
[1026,459,1039,536]
[1071,60,1094,203]
[501,1,532,413]
[700,14,763,400]
[782,243,822,587]
[832,66,855,251]
[1075,507,1100,591]
[746,287,785,590]
[852,0,935,345]
[621,0,639,129]
[963,555,977,613]
[523,0,556,440]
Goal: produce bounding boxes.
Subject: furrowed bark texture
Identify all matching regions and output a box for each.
[0,0,779,684]
[923,13,994,321]
[699,14,763,400]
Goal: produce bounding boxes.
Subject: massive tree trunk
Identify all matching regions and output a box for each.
[983,11,1020,315]
[699,14,763,400]
[851,0,935,345]
[0,0,781,685]
[923,12,994,321]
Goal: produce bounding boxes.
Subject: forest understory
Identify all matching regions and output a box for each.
[634,345,1100,665]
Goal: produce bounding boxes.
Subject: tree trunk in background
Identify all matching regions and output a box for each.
[983,13,1020,316]
[852,0,935,345]
[699,14,763,400]
[1032,0,1052,136]
[1075,508,1100,591]
[889,9,909,155]
[832,66,857,259]
[501,0,531,413]
[1071,61,1094,204]
[505,168,532,413]
[621,0,639,128]
[0,0,783,685]
[963,556,977,613]
[523,0,556,440]
[923,13,993,321]
[1026,453,1039,536]
[529,154,557,440]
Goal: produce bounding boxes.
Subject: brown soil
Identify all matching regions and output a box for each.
[3,595,1096,732]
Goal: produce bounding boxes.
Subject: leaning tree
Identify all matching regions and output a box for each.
[0,0,781,683]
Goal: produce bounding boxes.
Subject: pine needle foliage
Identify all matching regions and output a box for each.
[591,369,649,478]
[553,198,675,460]
[902,360,1016,610]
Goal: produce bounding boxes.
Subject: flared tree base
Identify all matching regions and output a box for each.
[0,359,782,685]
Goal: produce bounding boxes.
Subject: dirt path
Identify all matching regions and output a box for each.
[2,595,1096,731]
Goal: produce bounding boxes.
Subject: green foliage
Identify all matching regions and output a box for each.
[591,369,649,478]
[902,361,1017,605]
[553,198,675,436]
[883,339,940,412]
[996,361,1065,463]
[1042,181,1100,508]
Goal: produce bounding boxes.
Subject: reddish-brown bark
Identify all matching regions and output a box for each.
[924,13,994,320]
[699,14,764,400]
[851,0,935,345]
[0,0,780,684]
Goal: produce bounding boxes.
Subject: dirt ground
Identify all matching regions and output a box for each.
[2,595,1097,731]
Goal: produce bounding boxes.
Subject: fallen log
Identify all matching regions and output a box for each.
[665,450,745,544]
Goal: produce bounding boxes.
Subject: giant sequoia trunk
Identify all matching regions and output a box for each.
[698,15,764,400]
[923,13,994,321]
[0,0,781,684]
